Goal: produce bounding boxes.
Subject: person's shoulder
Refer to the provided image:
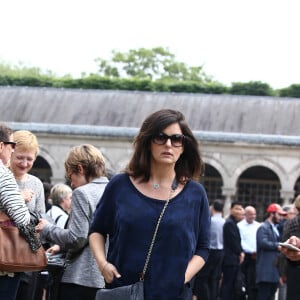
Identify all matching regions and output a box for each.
[110,173,127,182]
[187,179,206,193]
[237,219,245,227]
[106,173,129,188]
[257,221,268,230]
[211,214,225,224]
[0,164,5,175]
[0,164,13,177]
[284,217,298,229]
[225,216,235,226]
[27,174,43,185]
[254,220,261,227]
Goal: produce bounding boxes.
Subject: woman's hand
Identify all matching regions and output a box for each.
[21,188,34,203]
[279,236,300,261]
[100,262,121,283]
[184,255,205,283]
[46,244,61,255]
[36,218,49,233]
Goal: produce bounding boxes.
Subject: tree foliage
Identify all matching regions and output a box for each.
[278,84,300,98]
[0,60,54,78]
[230,81,274,96]
[2,50,300,98]
[95,47,212,83]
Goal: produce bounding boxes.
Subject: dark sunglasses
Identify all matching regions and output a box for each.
[3,141,16,149]
[152,132,185,147]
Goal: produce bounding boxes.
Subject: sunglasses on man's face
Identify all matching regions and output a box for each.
[152,132,185,147]
[2,141,16,149]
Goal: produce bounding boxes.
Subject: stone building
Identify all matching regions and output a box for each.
[1,86,300,219]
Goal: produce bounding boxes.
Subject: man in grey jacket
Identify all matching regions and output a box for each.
[256,203,285,300]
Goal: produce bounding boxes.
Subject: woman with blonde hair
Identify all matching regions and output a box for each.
[10,130,45,214]
[38,144,109,300]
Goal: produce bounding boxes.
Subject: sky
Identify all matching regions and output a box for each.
[1,0,300,89]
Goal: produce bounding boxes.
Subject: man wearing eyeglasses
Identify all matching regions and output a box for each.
[0,123,30,300]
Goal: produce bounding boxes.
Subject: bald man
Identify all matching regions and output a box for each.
[238,206,260,300]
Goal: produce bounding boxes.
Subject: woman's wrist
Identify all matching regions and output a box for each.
[100,261,109,273]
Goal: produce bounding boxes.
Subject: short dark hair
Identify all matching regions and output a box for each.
[0,123,13,142]
[125,109,204,183]
[231,201,243,209]
[213,199,224,212]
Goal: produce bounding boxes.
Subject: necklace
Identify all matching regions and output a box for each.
[152,178,178,191]
[153,183,160,190]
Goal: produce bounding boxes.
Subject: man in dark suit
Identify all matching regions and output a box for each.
[221,201,245,300]
[256,203,285,300]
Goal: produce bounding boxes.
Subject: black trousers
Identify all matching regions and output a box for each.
[241,254,257,300]
[59,282,98,300]
[193,249,224,300]
[256,282,278,300]
[220,265,239,300]
[286,263,300,300]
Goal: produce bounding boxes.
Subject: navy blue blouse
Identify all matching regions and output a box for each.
[90,173,210,300]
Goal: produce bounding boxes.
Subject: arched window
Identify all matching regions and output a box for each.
[237,166,281,221]
[30,155,53,183]
[200,164,223,203]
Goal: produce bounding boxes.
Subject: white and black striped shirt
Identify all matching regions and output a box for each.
[0,160,30,225]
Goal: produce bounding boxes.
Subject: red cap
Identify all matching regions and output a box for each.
[266,203,287,215]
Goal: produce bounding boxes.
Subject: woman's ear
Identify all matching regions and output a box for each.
[77,164,84,175]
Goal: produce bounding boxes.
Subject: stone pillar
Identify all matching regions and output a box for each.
[280,189,295,206]
[222,187,237,217]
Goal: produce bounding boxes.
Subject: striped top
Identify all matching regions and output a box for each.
[0,160,30,226]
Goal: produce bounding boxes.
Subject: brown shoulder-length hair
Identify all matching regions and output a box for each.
[124,109,204,183]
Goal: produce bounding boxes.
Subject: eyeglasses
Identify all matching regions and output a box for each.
[2,141,16,149]
[152,132,185,147]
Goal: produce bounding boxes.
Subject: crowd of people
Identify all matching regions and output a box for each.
[192,199,300,300]
[1,108,300,300]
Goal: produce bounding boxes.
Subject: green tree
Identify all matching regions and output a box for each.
[0,60,54,77]
[95,47,212,83]
[278,84,300,98]
[229,81,274,96]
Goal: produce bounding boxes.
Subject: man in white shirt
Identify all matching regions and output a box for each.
[238,206,260,300]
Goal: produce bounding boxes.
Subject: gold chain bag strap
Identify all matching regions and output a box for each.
[95,179,178,300]
[0,211,47,272]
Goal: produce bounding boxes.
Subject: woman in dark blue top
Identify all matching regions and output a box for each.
[89,109,210,300]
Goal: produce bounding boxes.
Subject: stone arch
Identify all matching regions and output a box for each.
[232,158,285,189]
[31,155,52,183]
[201,163,224,203]
[37,147,62,184]
[203,155,229,185]
[235,163,282,221]
[290,162,300,199]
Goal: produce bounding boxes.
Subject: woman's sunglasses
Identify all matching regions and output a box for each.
[152,133,185,147]
[2,141,16,149]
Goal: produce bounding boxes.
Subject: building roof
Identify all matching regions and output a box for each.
[1,86,300,136]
